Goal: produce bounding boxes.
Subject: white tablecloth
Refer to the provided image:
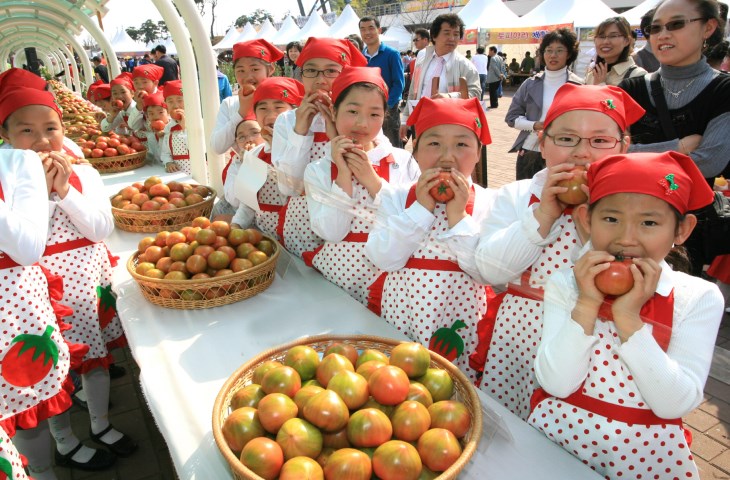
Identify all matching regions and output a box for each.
[104,165,602,479]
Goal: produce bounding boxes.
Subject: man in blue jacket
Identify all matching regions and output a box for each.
[359,16,405,148]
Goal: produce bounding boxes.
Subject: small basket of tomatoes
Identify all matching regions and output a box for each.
[76,132,147,174]
[212,335,483,480]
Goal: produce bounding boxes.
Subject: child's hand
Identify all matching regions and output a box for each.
[571,250,613,335]
[315,101,338,141]
[331,135,354,194]
[237,84,256,118]
[611,257,662,342]
[535,163,583,237]
[294,91,327,136]
[173,109,185,130]
[415,169,442,213]
[133,90,147,109]
[345,147,381,199]
[94,111,107,123]
[445,170,470,228]
[165,162,181,173]
[42,155,55,196]
[261,126,274,146]
[49,152,72,199]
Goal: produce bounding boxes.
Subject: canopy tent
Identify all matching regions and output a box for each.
[621,0,658,25]
[519,0,617,28]
[295,12,331,41]
[255,19,278,41]
[213,25,241,50]
[327,4,361,39]
[381,19,412,52]
[109,29,148,54]
[271,16,301,46]
[459,0,523,29]
[212,22,257,50]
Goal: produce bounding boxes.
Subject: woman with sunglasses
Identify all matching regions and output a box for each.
[586,16,647,86]
[620,0,730,273]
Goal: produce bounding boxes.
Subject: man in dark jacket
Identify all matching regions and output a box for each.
[153,45,179,85]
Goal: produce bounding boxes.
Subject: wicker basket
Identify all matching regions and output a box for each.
[89,150,147,174]
[111,187,216,233]
[212,335,483,480]
[127,240,279,309]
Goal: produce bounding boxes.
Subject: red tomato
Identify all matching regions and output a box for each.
[391,401,431,442]
[427,400,471,438]
[355,349,389,369]
[231,384,266,410]
[276,418,323,460]
[389,342,431,378]
[416,428,461,473]
[280,456,324,480]
[406,381,434,408]
[240,437,284,480]
[82,148,93,158]
[356,360,387,381]
[323,448,372,480]
[316,353,354,387]
[429,172,455,203]
[116,144,131,155]
[107,138,121,148]
[372,440,422,480]
[96,141,108,150]
[257,393,299,434]
[284,345,321,382]
[416,368,454,402]
[91,148,104,158]
[172,110,184,121]
[323,342,359,366]
[556,166,588,205]
[327,371,369,410]
[252,360,286,385]
[241,84,255,96]
[594,258,634,296]
[113,99,124,109]
[302,390,349,432]
[221,407,265,454]
[151,120,166,132]
[346,408,392,448]
[368,366,410,406]
[261,366,302,398]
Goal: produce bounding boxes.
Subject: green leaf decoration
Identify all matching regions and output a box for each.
[10,325,59,368]
[97,285,117,312]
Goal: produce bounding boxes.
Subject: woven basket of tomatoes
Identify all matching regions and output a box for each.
[110,176,215,233]
[212,335,483,480]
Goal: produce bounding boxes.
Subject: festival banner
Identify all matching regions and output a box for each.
[460,29,478,45]
[489,23,574,44]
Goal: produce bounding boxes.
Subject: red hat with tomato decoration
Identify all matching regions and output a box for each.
[0,67,47,93]
[89,83,112,102]
[132,64,164,82]
[543,83,645,132]
[330,66,388,105]
[407,97,491,145]
[232,39,284,64]
[253,77,305,107]
[162,80,183,99]
[0,87,62,126]
[587,151,714,214]
[86,79,104,100]
[142,90,166,112]
[296,37,367,68]
[110,72,135,92]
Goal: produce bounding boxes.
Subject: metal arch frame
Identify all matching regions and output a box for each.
[2,34,84,92]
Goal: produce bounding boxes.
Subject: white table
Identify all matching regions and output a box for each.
[103,166,602,480]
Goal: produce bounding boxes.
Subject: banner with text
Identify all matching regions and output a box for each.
[489,23,574,44]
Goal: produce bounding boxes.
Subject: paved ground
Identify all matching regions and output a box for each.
[56,88,730,480]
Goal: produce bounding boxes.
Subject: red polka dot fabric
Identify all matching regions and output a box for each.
[0,426,29,479]
[170,129,192,176]
[254,164,287,242]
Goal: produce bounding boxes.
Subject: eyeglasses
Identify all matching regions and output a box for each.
[595,34,626,41]
[301,68,341,78]
[643,18,704,36]
[543,49,568,56]
[545,133,622,149]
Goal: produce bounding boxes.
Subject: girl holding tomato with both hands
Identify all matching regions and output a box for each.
[529,151,723,479]
[141,91,169,165]
[101,72,142,137]
[471,84,645,420]
[364,97,496,383]
[159,80,191,174]
[126,64,164,150]
[303,66,419,307]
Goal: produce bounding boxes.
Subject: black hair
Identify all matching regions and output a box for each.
[333,82,387,112]
[488,46,497,53]
[414,28,431,42]
[640,8,656,38]
[539,27,580,65]
[359,16,380,29]
[431,13,464,40]
[706,39,729,66]
[92,55,101,63]
[595,17,633,63]
[476,46,485,54]
[285,41,302,63]
[156,44,167,54]
[654,0,725,52]
[346,34,364,51]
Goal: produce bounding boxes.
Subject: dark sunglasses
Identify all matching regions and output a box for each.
[643,17,704,36]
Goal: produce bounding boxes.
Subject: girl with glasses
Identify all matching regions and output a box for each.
[586,16,647,86]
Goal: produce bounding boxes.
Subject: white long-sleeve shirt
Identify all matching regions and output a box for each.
[0,150,50,265]
[159,120,186,166]
[537,259,723,419]
[100,101,139,134]
[52,164,114,243]
[211,95,242,155]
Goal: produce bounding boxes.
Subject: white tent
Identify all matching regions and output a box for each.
[162,37,178,56]
[109,29,148,54]
[295,13,331,41]
[621,0,659,25]
[271,16,302,46]
[381,19,412,52]
[519,0,618,28]
[255,19,278,41]
[213,25,241,50]
[459,0,523,29]
[226,23,257,48]
[327,4,361,39]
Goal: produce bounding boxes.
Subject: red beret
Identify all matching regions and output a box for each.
[407,97,491,145]
[86,79,104,100]
[0,68,47,93]
[331,66,388,105]
[110,72,135,92]
[233,39,284,64]
[296,38,367,68]
[143,90,166,111]
[162,80,183,99]
[132,64,164,83]
[588,151,714,214]
[253,77,305,107]
[89,84,112,102]
[543,83,645,132]
[0,87,62,125]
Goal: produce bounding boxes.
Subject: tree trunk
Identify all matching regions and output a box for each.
[210,1,216,39]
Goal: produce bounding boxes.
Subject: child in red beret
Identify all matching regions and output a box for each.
[127,64,165,149]
[159,80,190,173]
[364,96,494,382]
[530,151,723,479]
[472,84,645,419]
[102,72,142,136]
[142,91,169,164]
[272,37,368,258]
[88,83,112,122]
[303,66,419,305]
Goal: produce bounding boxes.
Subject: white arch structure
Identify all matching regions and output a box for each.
[0,0,223,189]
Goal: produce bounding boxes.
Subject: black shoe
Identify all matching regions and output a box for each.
[90,425,138,457]
[55,443,116,471]
[108,364,126,379]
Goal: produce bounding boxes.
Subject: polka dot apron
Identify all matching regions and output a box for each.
[254,149,287,242]
[276,132,327,259]
[303,156,393,306]
[369,185,487,383]
[473,195,579,420]
[169,124,192,175]
[0,427,29,479]
[528,292,698,479]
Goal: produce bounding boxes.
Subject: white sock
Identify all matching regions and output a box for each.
[13,422,57,480]
[83,368,123,444]
[48,412,95,463]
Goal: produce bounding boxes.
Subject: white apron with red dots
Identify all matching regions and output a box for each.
[0,428,29,479]
[254,149,286,242]
[169,124,192,175]
[377,187,487,383]
[478,208,578,420]
[277,132,327,258]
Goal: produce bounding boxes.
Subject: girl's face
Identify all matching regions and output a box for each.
[95,98,112,113]
[415,124,480,177]
[110,85,133,106]
[288,47,301,63]
[540,110,629,168]
[255,100,293,132]
[0,105,64,152]
[594,23,629,64]
[165,95,184,113]
[235,120,263,151]
[334,87,385,151]
[146,105,169,123]
[543,41,570,71]
[301,58,342,95]
[234,58,273,88]
[579,193,695,263]
[650,0,718,67]
[133,77,157,94]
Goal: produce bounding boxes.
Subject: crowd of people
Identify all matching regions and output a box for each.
[0,0,729,478]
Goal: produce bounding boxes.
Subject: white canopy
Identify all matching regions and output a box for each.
[222,22,257,49]
[213,25,240,50]
[621,0,659,25]
[381,19,412,52]
[255,19,278,41]
[519,0,618,28]
[327,4,361,39]
[271,16,302,46]
[109,29,148,54]
[459,0,523,29]
[162,37,177,56]
[295,13,331,41]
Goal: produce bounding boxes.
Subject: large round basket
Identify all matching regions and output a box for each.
[89,150,147,174]
[212,335,483,480]
[111,187,216,233]
[127,240,279,309]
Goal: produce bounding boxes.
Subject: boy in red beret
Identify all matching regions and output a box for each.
[159,80,190,174]
[127,64,165,148]
[472,84,645,419]
[142,91,169,164]
[102,72,141,136]
[530,151,722,479]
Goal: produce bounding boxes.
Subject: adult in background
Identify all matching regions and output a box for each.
[153,44,179,86]
[216,64,232,103]
[472,46,489,100]
[139,53,152,65]
[400,14,480,142]
[633,8,661,72]
[285,41,303,81]
[506,28,583,180]
[91,56,109,83]
[486,46,503,108]
[586,16,647,85]
[360,16,405,148]
[520,51,535,73]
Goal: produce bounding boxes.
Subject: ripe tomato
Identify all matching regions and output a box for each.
[261,366,302,398]
[257,393,299,434]
[427,400,471,438]
[389,342,431,378]
[391,401,431,442]
[302,390,349,432]
[293,385,325,417]
[429,172,455,203]
[316,353,354,387]
[240,437,284,480]
[356,360,387,381]
[323,448,372,480]
[284,345,321,382]
[372,440,422,480]
[280,456,324,480]
[355,349,389,369]
[241,84,256,96]
[417,428,462,472]
[91,148,104,158]
[327,371,369,410]
[221,407,265,454]
[416,368,454,402]
[323,342,359,366]
[556,166,588,205]
[231,384,265,409]
[594,257,634,296]
[322,427,351,449]
[113,99,124,109]
[151,120,165,131]
[368,366,410,406]
[276,418,323,460]
[407,381,434,408]
[252,360,283,384]
[346,408,392,448]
